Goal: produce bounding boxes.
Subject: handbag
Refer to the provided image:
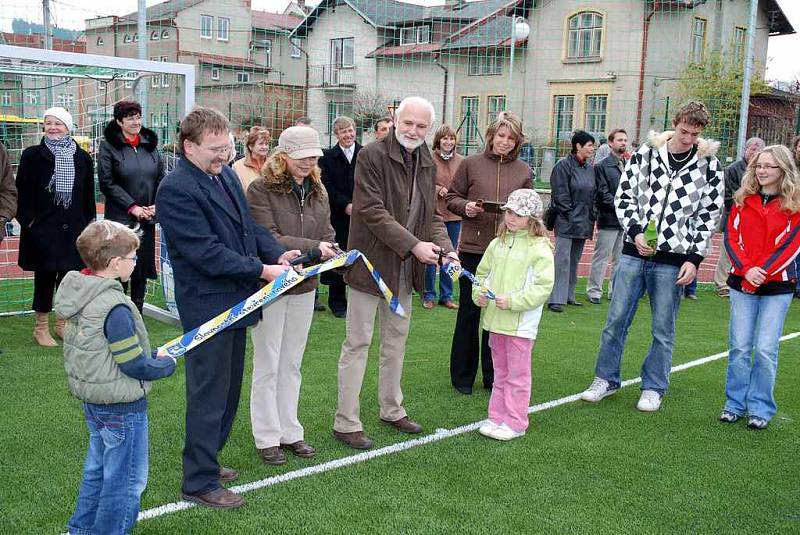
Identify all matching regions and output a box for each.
[544,204,557,231]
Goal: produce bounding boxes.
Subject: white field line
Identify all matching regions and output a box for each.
[137,331,800,522]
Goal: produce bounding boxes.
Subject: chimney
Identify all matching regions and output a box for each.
[445,0,466,9]
[298,0,307,12]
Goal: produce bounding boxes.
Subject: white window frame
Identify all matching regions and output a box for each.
[210,67,220,81]
[290,37,302,58]
[263,39,272,68]
[123,34,131,44]
[161,56,170,87]
[133,33,139,42]
[486,95,506,125]
[201,15,213,40]
[96,36,104,46]
[567,11,603,60]
[217,17,230,42]
[150,30,159,40]
[584,94,608,141]
[553,95,575,142]
[124,72,137,89]
[150,56,160,87]
[57,93,75,108]
[237,71,251,83]
[330,37,354,68]
[691,17,706,63]
[732,26,746,62]
[161,29,170,40]
[400,26,430,45]
[150,112,159,128]
[468,53,502,76]
[26,92,39,105]
[1,93,10,107]
[460,96,480,148]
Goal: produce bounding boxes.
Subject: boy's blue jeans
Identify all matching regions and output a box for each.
[594,255,683,395]
[424,221,461,303]
[725,289,792,421]
[68,403,148,535]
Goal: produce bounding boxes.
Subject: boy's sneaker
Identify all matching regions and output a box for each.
[486,423,525,441]
[636,390,662,412]
[719,410,740,423]
[747,416,769,430]
[580,377,618,402]
[478,420,498,437]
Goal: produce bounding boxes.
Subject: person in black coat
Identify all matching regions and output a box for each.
[319,115,361,317]
[547,130,596,312]
[16,107,95,346]
[98,100,164,312]
[586,129,628,304]
[156,107,298,509]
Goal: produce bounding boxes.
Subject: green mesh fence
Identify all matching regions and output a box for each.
[0,0,796,316]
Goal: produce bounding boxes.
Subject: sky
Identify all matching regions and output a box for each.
[4,0,800,82]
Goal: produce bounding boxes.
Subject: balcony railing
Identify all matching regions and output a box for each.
[308,64,356,89]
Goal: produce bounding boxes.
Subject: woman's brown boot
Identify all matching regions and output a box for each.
[33,312,58,347]
[55,317,66,340]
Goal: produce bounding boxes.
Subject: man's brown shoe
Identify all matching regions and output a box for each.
[257,446,287,465]
[281,440,316,458]
[440,300,458,309]
[219,466,238,483]
[333,430,374,449]
[182,487,244,509]
[380,416,422,434]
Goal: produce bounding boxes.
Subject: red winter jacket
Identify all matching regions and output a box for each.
[725,193,800,293]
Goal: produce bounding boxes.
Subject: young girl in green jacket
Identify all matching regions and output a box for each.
[473,189,555,440]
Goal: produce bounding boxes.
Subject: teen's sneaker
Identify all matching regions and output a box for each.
[486,423,525,441]
[478,420,498,437]
[719,410,740,423]
[747,416,768,430]
[636,390,662,412]
[580,377,618,402]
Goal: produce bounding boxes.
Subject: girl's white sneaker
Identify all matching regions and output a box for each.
[486,423,525,441]
[478,420,499,437]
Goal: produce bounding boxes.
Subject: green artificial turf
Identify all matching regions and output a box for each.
[1,282,798,533]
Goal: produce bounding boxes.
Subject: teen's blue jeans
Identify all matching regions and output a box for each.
[68,403,149,535]
[725,289,792,421]
[594,255,683,395]
[424,220,461,303]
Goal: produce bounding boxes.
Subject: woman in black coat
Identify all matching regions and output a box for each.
[98,100,164,312]
[547,130,597,312]
[16,107,96,346]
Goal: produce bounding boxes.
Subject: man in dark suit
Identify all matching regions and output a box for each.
[320,115,361,317]
[156,107,297,509]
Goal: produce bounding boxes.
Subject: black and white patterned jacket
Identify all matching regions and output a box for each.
[615,130,724,266]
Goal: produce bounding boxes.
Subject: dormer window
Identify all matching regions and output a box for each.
[400,26,430,45]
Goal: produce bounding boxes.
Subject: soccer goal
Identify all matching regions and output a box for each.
[0,44,193,323]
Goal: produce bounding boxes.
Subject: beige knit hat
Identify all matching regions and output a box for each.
[501,188,543,218]
[278,126,323,159]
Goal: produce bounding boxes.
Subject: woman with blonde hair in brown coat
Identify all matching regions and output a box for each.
[246,126,337,465]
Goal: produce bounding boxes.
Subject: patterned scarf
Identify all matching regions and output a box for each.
[43,136,77,209]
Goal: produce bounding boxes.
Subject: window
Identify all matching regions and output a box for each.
[263,39,272,68]
[124,72,137,89]
[160,56,170,87]
[486,95,506,125]
[468,52,502,76]
[237,72,251,83]
[123,34,131,44]
[150,56,160,87]
[291,37,302,58]
[161,29,169,40]
[691,17,706,63]
[460,96,480,150]
[329,37,354,68]
[150,30,159,40]
[1,93,10,107]
[327,101,342,136]
[133,33,139,42]
[211,67,220,81]
[217,17,230,42]
[400,26,430,45]
[57,93,75,108]
[150,113,159,128]
[567,11,603,59]
[96,36,104,46]
[584,95,608,141]
[26,92,39,105]
[553,95,575,142]
[733,26,746,62]
[201,15,213,39]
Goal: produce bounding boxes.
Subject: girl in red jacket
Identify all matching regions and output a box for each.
[722,144,800,429]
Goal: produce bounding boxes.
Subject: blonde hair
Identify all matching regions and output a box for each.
[76,220,140,272]
[265,151,321,182]
[485,111,524,160]
[497,212,547,240]
[735,144,800,213]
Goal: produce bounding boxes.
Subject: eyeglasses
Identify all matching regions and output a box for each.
[122,255,138,263]
[754,164,780,170]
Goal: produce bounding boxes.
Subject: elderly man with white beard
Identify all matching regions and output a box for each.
[332,96,460,449]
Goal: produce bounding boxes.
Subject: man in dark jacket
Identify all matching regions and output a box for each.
[0,142,16,243]
[320,115,361,317]
[333,97,458,450]
[156,107,297,510]
[547,130,596,312]
[714,136,763,296]
[587,129,628,304]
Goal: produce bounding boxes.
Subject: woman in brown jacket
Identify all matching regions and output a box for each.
[423,124,464,310]
[246,126,337,465]
[445,112,532,394]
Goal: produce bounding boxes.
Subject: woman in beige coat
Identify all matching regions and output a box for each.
[233,126,271,193]
[246,126,337,465]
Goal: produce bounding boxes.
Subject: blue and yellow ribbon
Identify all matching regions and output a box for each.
[442,262,496,300]
[157,250,404,358]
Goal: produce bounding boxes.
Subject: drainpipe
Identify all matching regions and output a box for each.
[435,58,448,123]
[635,2,657,143]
